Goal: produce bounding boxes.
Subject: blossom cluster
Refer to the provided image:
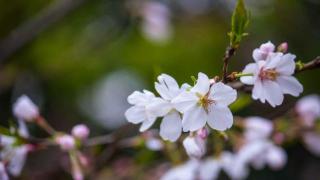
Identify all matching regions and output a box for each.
[125,72,237,142]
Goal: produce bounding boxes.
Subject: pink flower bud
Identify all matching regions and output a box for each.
[56,135,75,151]
[13,95,39,122]
[183,136,206,159]
[277,42,288,53]
[197,128,208,139]
[72,124,90,140]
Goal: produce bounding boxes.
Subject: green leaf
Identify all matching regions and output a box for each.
[229,0,250,47]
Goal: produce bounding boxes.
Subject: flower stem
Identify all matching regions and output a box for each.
[35,116,56,135]
[235,73,253,78]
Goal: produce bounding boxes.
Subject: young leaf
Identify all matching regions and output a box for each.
[229,0,250,47]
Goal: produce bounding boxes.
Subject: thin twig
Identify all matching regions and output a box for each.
[295,56,320,73]
[222,46,237,83]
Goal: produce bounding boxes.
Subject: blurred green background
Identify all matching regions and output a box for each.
[0,0,319,179]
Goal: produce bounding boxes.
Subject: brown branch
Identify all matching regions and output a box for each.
[228,56,320,92]
[0,0,87,63]
[222,46,237,83]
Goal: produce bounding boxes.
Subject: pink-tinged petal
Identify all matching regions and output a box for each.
[7,146,28,176]
[210,82,237,106]
[207,105,233,131]
[160,111,182,142]
[182,105,207,132]
[253,49,265,61]
[252,79,266,103]
[263,80,284,107]
[240,63,258,85]
[191,72,210,95]
[155,74,180,100]
[260,41,275,53]
[125,106,146,124]
[172,91,198,113]
[264,52,283,69]
[139,116,157,132]
[266,145,287,170]
[147,97,172,116]
[277,76,303,96]
[303,132,320,156]
[276,53,296,75]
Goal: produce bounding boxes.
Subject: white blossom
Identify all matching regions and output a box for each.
[0,136,29,177]
[241,52,303,107]
[56,135,76,151]
[252,41,275,61]
[244,117,273,142]
[296,94,320,127]
[302,132,320,156]
[13,95,39,122]
[219,152,249,180]
[183,135,206,159]
[145,137,163,151]
[125,90,160,132]
[172,72,237,132]
[72,124,90,140]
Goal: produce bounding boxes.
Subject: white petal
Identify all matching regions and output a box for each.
[210,82,237,106]
[207,105,233,131]
[182,105,207,132]
[139,117,157,132]
[181,83,191,90]
[277,76,303,97]
[155,74,180,100]
[191,72,210,95]
[266,145,287,170]
[276,53,296,75]
[252,79,266,103]
[127,90,155,105]
[264,52,283,69]
[303,132,320,156]
[240,63,258,85]
[7,146,28,176]
[172,91,198,113]
[199,159,221,180]
[147,97,172,116]
[263,80,284,107]
[252,49,265,61]
[125,106,146,124]
[160,111,182,142]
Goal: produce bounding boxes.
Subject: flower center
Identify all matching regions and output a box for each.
[197,93,214,113]
[259,68,278,81]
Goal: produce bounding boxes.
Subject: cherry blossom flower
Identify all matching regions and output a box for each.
[219,152,249,180]
[172,72,237,132]
[13,95,39,122]
[244,117,273,142]
[161,158,221,180]
[295,94,320,127]
[72,124,90,140]
[148,74,188,142]
[241,52,303,107]
[0,135,29,177]
[302,132,320,156]
[56,135,76,151]
[125,90,160,132]
[183,135,206,159]
[252,41,275,61]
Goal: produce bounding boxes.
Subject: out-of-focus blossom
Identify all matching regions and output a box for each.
[56,135,76,151]
[239,140,287,171]
[161,158,221,180]
[241,50,303,107]
[0,135,29,177]
[161,160,199,180]
[13,95,39,122]
[0,162,9,180]
[72,124,90,140]
[172,72,237,132]
[244,117,273,141]
[220,152,249,180]
[183,135,206,159]
[252,41,275,61]
[296,94,320,127]
[303,132,320,156]
[141,1,172,43]
[125,90,159,132]
[146,138,164,151]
